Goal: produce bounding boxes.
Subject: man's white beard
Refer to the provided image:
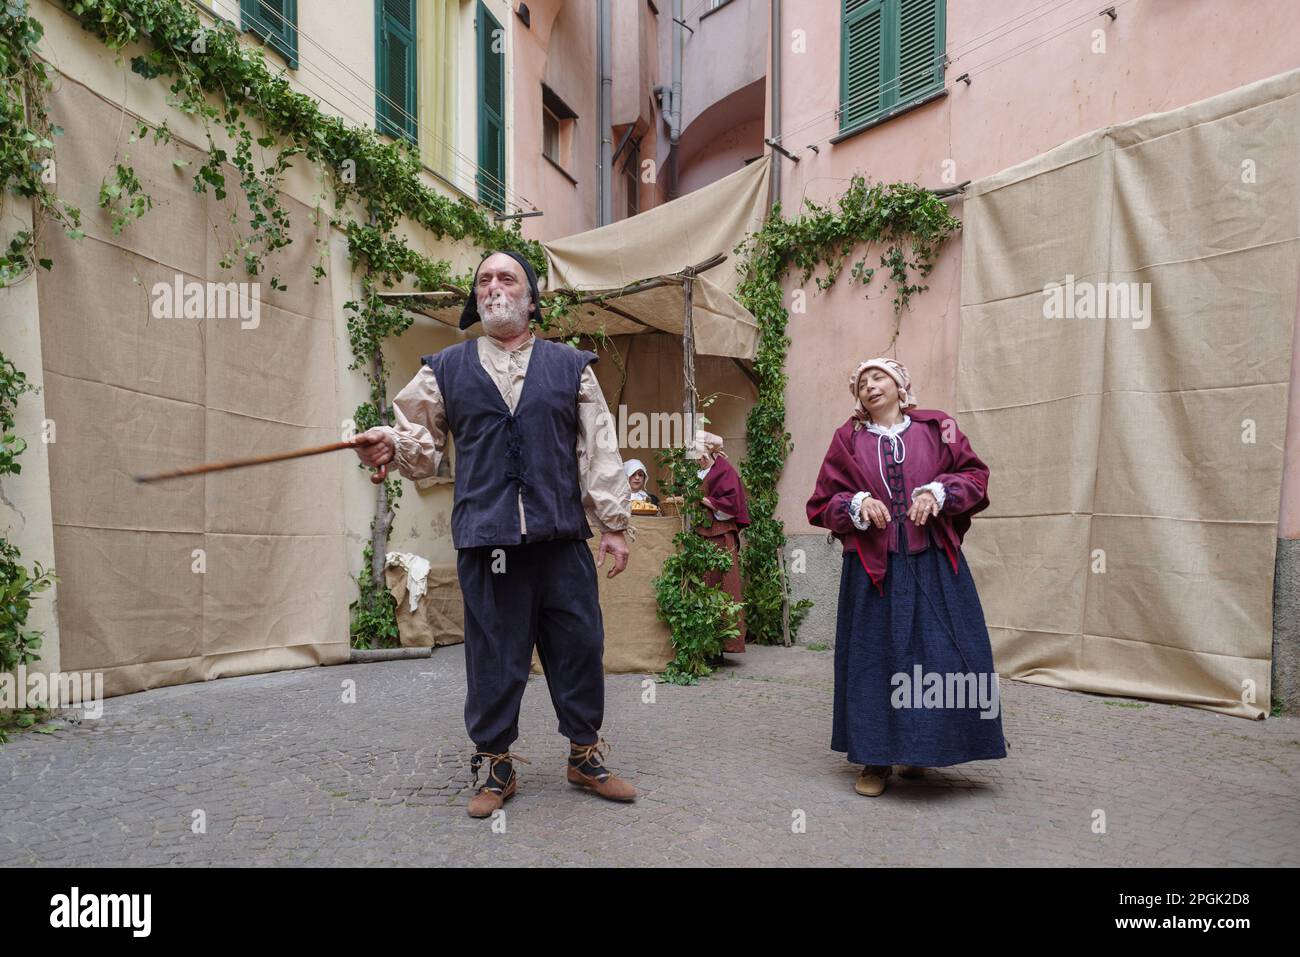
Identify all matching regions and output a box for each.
[480,292,531,338]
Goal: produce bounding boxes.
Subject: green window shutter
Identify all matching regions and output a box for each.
[840,0,945,133]
[897,0,945,102]
[476,2,506,211]
[840,0,886,131]
[241,0,298,70]
[376,0,418,144]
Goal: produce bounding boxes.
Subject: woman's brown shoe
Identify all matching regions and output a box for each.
[896,765,926,779]
[854,764,892,796]
[566,738,637,802]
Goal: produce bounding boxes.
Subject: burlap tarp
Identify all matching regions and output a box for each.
[956,68,1300,719]
[531,515,678,675]
[585,331,756,489]
[384,523,676,671]
[385,563,465,647]
[34,78,350,698]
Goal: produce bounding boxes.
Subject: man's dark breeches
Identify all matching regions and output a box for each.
[456,537,604,752]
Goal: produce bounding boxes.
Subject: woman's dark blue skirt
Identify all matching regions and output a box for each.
[831,545,1008,768]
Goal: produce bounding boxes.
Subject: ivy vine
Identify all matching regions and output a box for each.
[0,2,69,737]
[731,178,961,649]
[652,445,742,684]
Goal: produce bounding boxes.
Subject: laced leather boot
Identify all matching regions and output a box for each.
[467,751,529,818]
[565,738,637,802]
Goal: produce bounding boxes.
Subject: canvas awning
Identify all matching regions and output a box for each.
[380,155,772,360]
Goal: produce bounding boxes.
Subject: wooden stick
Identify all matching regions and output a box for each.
[134,439,376,484]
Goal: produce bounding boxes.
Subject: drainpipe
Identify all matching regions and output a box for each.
[769,0,781,212]
[669,0,683,199]
[598,0,613,224]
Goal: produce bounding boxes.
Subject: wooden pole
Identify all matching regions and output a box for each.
[370,343,394,588]
[682,273,696,426]
[364,205,395,594]
[134,440,362,483]
[778,546,792,647]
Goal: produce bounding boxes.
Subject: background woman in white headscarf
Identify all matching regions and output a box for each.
[623,458,659,506]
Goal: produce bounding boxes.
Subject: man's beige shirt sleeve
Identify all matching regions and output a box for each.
[376,365,447,481]
[577,365,633,536]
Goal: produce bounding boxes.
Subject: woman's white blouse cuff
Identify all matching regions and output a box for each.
[911,481,947,509]
[849,491,873,530]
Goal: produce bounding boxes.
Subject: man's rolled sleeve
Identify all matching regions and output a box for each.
[576,365,633,539]
[376,365,448,481]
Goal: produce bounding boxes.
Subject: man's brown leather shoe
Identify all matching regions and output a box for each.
[467,751,527,819]
[566,738,637,802]
[467,773,516,818]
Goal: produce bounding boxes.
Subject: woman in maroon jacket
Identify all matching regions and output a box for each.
[692,431,750,654]
[806,358,1006,797]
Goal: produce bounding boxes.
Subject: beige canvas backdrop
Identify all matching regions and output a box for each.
[37,78,351,699]
[530,516,679,675]
[957,68,1300,719]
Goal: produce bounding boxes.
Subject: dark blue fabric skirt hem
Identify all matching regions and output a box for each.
[829,743,1007,769]
[831,545,1008,769]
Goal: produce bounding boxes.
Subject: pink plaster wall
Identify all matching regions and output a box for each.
[774,0,1300,537]
[513,0,668,237]
[677,114,765,195]
[652,0,769,201]
[611,0,658,130]
[514,0,599,242]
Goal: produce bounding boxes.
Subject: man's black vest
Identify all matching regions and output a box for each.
[422,337,597,549]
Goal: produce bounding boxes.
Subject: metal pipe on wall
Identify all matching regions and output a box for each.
[769,0,781,211]
[598,0,613,224]
[669,0,683,199]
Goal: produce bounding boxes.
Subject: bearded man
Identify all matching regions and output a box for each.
[352,250,637,818]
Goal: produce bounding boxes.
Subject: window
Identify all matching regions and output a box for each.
[540,84,577,174]
[240,0,298,69]
[542,107,560,165]
[840,0,945,133]
[376,0,418,144]
[417,0,458,181]
[477,2,506,211]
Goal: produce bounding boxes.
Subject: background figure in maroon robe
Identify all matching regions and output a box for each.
[691,431,750,654]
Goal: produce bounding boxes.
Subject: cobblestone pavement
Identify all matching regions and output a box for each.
[2,644,1299,867]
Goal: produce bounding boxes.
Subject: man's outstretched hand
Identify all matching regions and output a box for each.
[596,530,630,578]
[353,428,395,484]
